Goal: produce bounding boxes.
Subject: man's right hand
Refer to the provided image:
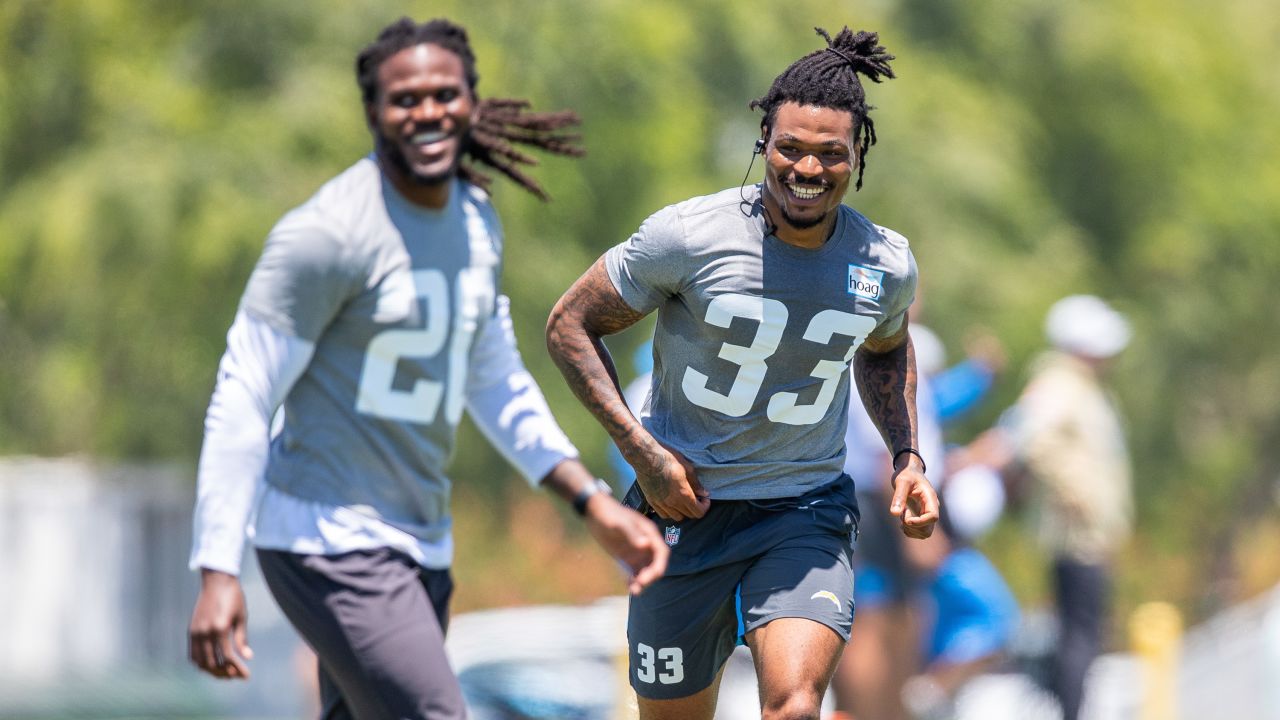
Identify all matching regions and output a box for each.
[582,497,670,595]
[632,443,710,521]
[188,569,253,680]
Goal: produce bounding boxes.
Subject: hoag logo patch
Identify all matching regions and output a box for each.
[848,265,884,300]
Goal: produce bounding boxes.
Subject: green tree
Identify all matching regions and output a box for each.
[1,0,1275,615]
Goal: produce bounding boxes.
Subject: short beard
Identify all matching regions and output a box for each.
[769,176,831,230]
[778,204,828,230]
[377,134,458,186]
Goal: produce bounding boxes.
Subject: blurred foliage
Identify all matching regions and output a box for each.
[1,0,1277,618]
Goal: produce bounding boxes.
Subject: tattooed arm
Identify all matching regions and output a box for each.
[546,258,709,521]
[853,325,940,539]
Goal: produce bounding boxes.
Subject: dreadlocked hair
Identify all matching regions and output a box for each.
[355,17,584,201]
[749,27,895,190]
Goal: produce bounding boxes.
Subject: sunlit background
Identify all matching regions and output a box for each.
[0,0,1277,717]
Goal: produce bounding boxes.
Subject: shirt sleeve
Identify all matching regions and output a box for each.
[188,311,315,575]
[603,204,689,313]
[869,246,917,341]
[238,210,364,341]
[464,295,579,486]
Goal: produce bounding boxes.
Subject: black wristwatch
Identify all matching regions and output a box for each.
[572,478,613,516]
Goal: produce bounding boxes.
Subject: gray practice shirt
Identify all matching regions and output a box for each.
[238,156,568,543]
[606,184,916,499]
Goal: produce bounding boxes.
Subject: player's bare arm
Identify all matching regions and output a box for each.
[546,258,710,521]
[853,325,940,539]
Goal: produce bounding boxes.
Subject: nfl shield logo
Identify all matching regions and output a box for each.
[664,525,681,547]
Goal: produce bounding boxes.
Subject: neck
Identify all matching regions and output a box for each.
[761,187,838,249]
[378,155,453,210]
[1076,354,1109,375]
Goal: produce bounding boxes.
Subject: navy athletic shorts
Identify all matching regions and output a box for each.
[623,474,860,700]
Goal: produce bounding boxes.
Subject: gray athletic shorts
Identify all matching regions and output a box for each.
[257,547,463,720]
[624,474,860,700]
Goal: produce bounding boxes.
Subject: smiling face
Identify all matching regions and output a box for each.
[760,102,859,247]
[368,43,475,207]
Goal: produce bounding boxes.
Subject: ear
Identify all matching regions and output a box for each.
[364,101,378,131]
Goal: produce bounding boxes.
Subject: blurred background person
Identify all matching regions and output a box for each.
[965,294,1133,720]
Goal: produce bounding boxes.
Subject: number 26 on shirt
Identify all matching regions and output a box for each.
[355,268,493,425]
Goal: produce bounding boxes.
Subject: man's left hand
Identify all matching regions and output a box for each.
[890,465,940,539]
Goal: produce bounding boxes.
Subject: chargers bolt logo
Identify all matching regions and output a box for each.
[810,590,842,612]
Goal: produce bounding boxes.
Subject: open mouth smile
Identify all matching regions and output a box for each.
[411,130,451,145]
[405,129,460,159]
[785,182,828,201]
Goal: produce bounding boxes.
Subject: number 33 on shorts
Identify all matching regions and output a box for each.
[635,643,685,684]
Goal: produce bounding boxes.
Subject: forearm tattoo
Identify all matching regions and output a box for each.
[853,333,919,459]
[546,259,655,457]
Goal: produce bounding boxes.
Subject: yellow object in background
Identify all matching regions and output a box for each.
[1129,602,1183,720]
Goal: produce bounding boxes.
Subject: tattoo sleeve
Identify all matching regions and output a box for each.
[546,258,660,463]
[852,327,919,461]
